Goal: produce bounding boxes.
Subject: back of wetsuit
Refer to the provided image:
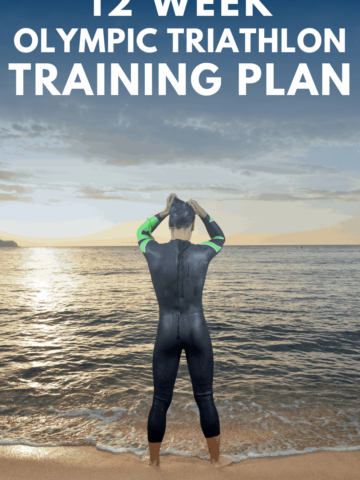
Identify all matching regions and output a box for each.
[137,213,225,318]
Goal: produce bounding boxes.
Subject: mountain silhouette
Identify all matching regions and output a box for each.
[0,239,18,247]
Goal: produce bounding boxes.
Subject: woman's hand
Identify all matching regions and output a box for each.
[187,199,207,219]
[159,193,177,218]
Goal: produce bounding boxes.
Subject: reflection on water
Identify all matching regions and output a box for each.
[0,246,359,461]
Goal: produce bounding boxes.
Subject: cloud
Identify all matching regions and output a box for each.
[12,124,28,133]
[0,166,32,182]
[76,184,360,203]
[300,188,360,202]
[0,193,32,203]
[77,186,128,201]
[0,184,31,194]
[0,184,33,202]
[44,199,62,205]
[256,194,302,201]
[0,107,359,174]
[255,189,360,202]
[52,118,360,168]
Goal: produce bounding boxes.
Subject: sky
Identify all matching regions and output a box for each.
[0,0,359,241]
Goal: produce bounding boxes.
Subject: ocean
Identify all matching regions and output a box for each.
[0,245,359,462]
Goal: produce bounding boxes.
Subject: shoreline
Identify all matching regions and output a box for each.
[1,445,360,480]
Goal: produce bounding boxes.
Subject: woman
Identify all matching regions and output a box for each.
[136,193,232,468]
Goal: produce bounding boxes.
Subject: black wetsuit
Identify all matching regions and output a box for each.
[136,213,225,442]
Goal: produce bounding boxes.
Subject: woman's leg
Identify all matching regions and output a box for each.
[147,334,181,465]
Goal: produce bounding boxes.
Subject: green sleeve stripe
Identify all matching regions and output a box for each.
[149,216,160,229]
[212,236,224,240]
[136,216,160,241]
[140,238,152,253]
[138,233,151,242]
[209,216,214,222]
[136,225,145,241]
[200,241,221,253]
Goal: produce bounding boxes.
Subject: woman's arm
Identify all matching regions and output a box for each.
[187,199,226,254]
[136,193,177,253]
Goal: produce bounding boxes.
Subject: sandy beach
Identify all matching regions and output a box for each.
[0,446,359,480]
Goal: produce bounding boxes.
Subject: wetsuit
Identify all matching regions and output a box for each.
[137,213,225,443]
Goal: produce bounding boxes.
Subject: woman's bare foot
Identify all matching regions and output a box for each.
[211,456,233,467]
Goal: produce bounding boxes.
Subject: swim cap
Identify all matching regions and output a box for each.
[169,197,195,228]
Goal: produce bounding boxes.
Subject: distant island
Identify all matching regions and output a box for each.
[0,239,18,247]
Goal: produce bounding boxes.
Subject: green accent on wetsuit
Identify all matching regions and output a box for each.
[140,238,152,253]
[138,234,150,242]
[199,217,224,253]
[136,216,160,243]
[200,241,222,253]
[137,214,164,254]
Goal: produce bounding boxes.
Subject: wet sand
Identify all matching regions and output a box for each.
[0,445,359,480]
